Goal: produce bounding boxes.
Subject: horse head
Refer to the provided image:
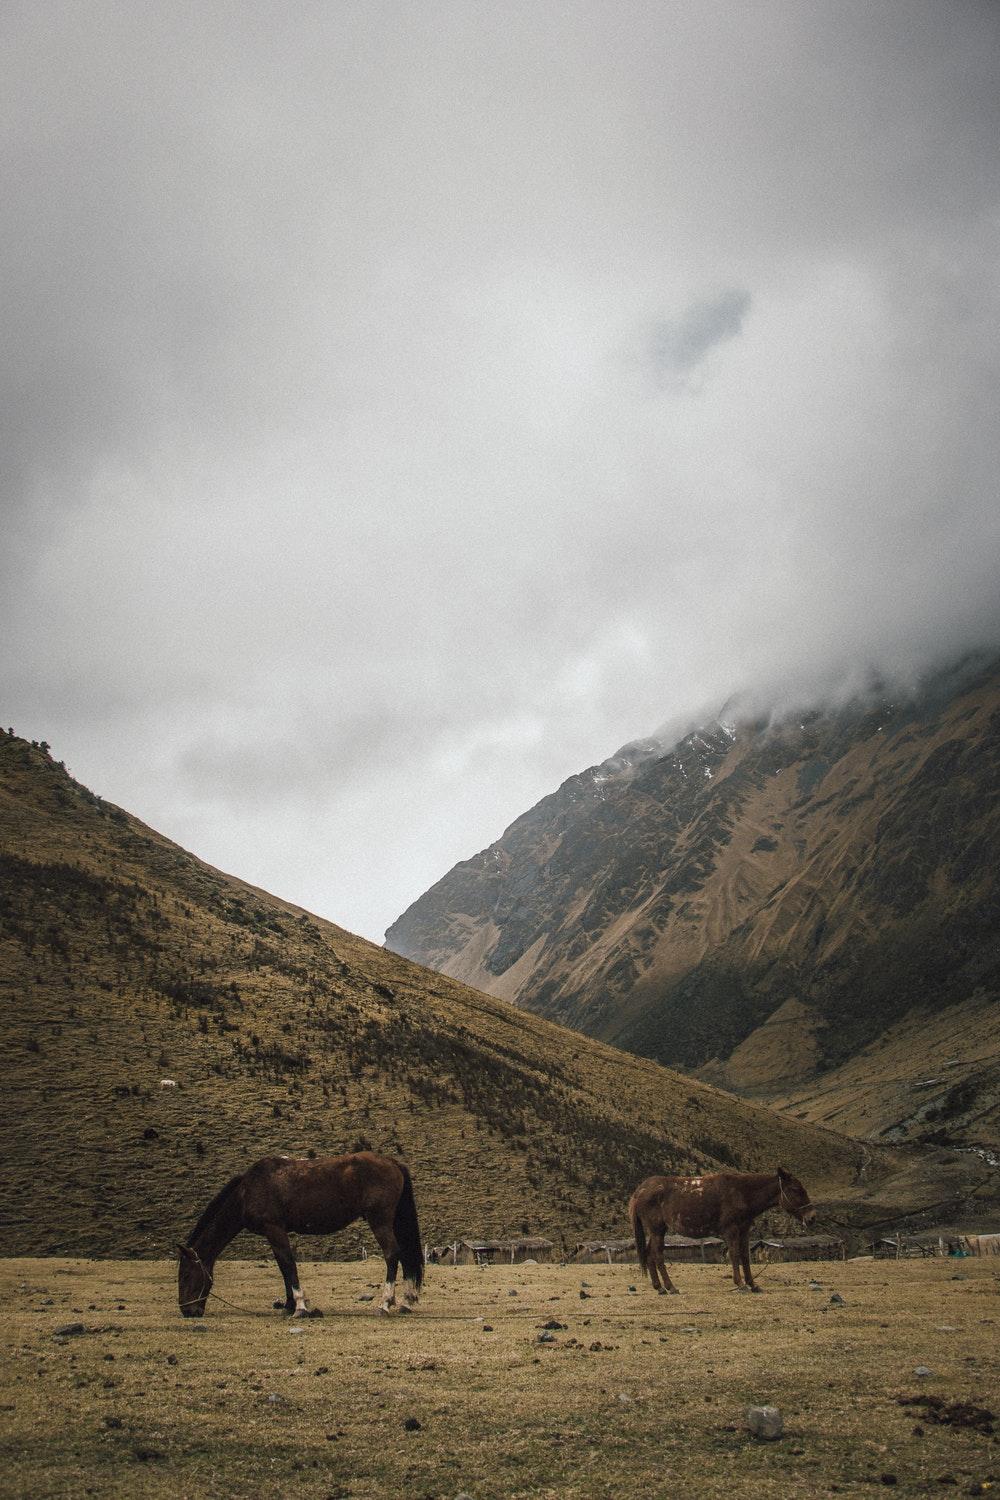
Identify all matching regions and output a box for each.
[776,1166,816,1225]
[177,1243,213,1316]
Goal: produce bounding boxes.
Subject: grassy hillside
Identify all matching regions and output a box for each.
[5,730,948,1261]
[386,656,1000,1153]
[763,994,1000,1152]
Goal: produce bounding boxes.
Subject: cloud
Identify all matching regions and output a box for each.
[649,289,752,383]
[1,1,998,941]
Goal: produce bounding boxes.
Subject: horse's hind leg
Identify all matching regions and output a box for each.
[643,1228,663,1292]
[262,1223,307,1315]
[658,1250,680,1295]
[654,1232,680,1295]
[646,1230,677,1295]
[367,1211,401,1313]
[397,1257,419,1311]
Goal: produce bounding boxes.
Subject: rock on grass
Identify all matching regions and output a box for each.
[746,1406,783,1440]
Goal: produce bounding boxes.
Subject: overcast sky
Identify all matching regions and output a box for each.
[3,1,999,941]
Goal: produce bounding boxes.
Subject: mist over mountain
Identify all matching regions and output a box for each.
[3,2,1000,943]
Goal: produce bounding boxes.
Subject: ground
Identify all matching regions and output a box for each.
[1,1257,998,1498]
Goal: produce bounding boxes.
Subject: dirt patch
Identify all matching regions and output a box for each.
[898,1394,996,1435]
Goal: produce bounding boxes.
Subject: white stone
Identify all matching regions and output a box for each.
[746,1406,783,1440]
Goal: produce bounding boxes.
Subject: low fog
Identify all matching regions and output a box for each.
[2,2,999,939]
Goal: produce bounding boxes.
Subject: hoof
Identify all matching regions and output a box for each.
[750,1285,763,1294]
[398,1303,412,1315]
[273,1300,287,1311]
[656,1286,666,1296]
[292,1306,308,1318]
[377,1305,392,1316]
[668,1288,681,1296]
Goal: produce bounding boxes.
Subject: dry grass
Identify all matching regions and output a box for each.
[2,1257,998,1498]
[770,995,1000,1151]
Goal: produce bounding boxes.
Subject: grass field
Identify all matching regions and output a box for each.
[2,1257,998,1498]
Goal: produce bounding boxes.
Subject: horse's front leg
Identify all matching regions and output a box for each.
[740,1227,760,1292]
[725,1229,746,1290]
[262,1223,307,1315]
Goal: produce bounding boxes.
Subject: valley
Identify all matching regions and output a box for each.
[2,731,995,1260]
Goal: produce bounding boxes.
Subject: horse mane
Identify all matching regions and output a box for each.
[186,1172,245,1245]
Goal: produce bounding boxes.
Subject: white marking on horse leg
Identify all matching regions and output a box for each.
[399,1276,419,1311]
[379,1281,396,1313]
[292,1285,308,1316]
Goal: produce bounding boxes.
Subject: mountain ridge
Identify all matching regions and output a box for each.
[386,655,1000,1154]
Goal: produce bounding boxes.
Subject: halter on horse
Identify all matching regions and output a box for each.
[629,1166,815,1295]
[177,1151,423,1318]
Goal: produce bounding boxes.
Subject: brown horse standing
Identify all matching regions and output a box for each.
[177,1151,423,1317]
[629,1166,815,1295]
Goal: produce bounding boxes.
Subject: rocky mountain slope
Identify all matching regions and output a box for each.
[10,731,980,1260]
[386,656,1000,1155]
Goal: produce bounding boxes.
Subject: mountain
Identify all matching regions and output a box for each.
[4,730,997,1257]
[8,729,968,1260]
[386,656,1000,1156]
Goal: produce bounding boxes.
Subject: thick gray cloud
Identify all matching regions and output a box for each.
[2,1,999,940]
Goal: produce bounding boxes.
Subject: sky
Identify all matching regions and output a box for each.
[3,1,999,942]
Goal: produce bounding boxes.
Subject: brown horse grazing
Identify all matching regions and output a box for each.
[177,1151,423,1318]
[629,1166,815,1295]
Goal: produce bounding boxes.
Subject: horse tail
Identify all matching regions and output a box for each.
[186,1172,245,1246]
[630,1194,648,1274]
[393,1163,424,1291]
